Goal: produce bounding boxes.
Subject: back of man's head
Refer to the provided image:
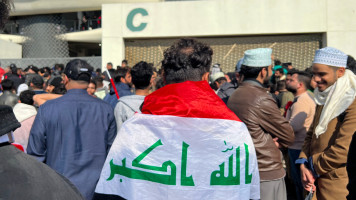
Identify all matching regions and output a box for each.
[10,64,17,75]
[162,38,213,84]
[93,76,104,88]
[1,79,14,91]
[131,61,154,90]
[30,74,44,89]
[240,65,266,80]
[19,90,35,105]
[115,67,129,83]
[277,80,286,91]
[295,71,311,90]
[240,48,272,81]
[26,65,39,74]
[64,59,93,84]
[55,64,64,72]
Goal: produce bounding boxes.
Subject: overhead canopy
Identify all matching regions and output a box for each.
[58,28,102,43]
[11,0,163,16]
[0,34,27,44]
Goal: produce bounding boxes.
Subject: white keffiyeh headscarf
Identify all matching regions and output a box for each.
[314,69,356,138]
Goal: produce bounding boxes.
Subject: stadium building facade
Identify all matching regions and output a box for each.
[0,0,355,72]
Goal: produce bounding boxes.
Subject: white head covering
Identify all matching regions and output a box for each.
[210,72,225,83]
[313,47,356,138]
[17,83,29,96]
[242,48,272,67]
[313,47,347,67]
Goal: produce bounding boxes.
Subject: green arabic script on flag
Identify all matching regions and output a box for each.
[107,139,253,186]
[95,114,260,200]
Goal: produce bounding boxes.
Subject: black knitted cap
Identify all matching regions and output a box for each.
[0,105,21,137]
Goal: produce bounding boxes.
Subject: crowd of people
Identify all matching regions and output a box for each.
[1,38,356,200]
[1,5,356,200]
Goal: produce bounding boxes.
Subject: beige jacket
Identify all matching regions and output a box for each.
[286,92,316,150]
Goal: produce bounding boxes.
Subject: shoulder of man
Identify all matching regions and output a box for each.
[88,95,116,113]
[298,92,315,104]
[118,96,143,112]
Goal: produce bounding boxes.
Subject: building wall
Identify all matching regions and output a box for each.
[326,0,356,55]
[0,39,22,59]
[102,0,356,70]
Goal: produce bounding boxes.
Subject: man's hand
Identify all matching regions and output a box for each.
[300,164,316,192]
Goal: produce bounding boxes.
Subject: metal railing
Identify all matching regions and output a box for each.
[0,56,102,70]
[2,19,101,35]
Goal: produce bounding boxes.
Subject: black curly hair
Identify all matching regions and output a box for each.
[162,38,213,84]
[0,0,12,30]
[19,90,35,105]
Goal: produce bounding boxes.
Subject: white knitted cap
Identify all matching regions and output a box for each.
[313,47,347,67]
[242,48,272,67]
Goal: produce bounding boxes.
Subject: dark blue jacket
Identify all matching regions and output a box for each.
[103,82,133,108]
[27,89,117,200]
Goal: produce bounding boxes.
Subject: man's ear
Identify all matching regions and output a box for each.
[120,77,125,83]
[201,72,210,82]
[150,74,155,84]
[337,67,346,78]
[298,82,304,90]
[148,75,155,87]
[63,74,69,84]
[260,68,267,79]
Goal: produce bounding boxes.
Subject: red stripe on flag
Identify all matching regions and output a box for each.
[142,81,241,122]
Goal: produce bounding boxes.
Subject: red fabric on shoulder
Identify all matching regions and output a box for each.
[284,101,294,117]
[12,143,24,152]
[142,81,241,122]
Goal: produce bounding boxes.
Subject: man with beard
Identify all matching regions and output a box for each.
[227,48,294,200]
[285,71,316,200]
[298,47,356,200]
[103,67,133,108]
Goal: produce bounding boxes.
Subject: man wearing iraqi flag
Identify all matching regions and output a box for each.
[94,38,260,200]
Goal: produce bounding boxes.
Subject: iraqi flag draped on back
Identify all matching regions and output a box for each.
[94,81,260,200]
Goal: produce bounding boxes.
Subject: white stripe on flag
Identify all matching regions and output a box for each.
[95,114,260,200]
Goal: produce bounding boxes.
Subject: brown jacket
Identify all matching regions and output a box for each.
[227,81,294,181]
[299,98,356,200]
